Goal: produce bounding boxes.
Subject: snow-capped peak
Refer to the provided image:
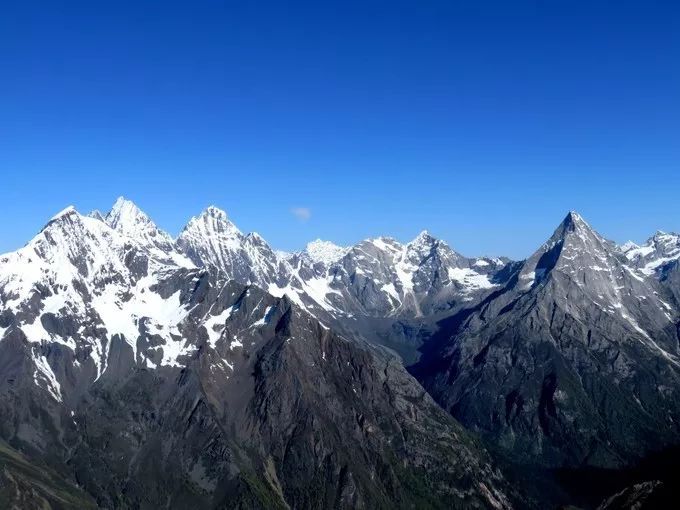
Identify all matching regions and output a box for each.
[104,197,175,256]
[652,230,679,244]
[413,229,433,241]
[304,239,348,265]
[176,206,274,281]
[106,197,151,231]
[624,230,680,276]
[87,209,106,222]
[182,206,242,237]
[204,205,229,220]
[406,230,440,254]
[620,240,640,253]
[49,205,77,222]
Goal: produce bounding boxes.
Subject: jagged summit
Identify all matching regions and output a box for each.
[620,240,639,252]
[413,229,433,240]
[203,204,228,218]
[624,229,680,276]
[407,229,438,250]
[180,205,242,237]
[103,197,176,257]
[87,209,106,222]
[175,205,282,289]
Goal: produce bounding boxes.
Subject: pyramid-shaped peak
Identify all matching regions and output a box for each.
[408,230,454,254]
[620,240,639,253]
[106,197,153,229]
[87,209,106,222]
[551,211,599,241]
[518,211,610,290]
[563,210,589,228]
[408,230,438,248]
[104,197,174,249]
[180,205,242,238]
[110,196,142,214]
[112,195,134,208]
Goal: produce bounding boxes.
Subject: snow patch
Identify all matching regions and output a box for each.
[304,240,348,265]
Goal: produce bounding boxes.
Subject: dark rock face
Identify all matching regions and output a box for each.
[0,440,97,509]
[0,280,513,509]
[411,213,680,469]
[597,481,664,510]
[660,259,680,307]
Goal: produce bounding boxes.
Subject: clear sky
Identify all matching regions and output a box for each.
[1,1,678,259]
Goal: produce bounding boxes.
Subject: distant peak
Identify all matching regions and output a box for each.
[202,205,229,220]
[307,238,342,249]
[109,196,143,216]
[87,209,105,222]
[652,230,679,242]
[103,197,175,248]
[180,205,241,238]
[367,235,400,245]
[112,195,131,207]
[412,230,435,242]
[246,232,268,246]
[408,230,439,251]
[197,206,234,228]
[305,239,348,264]
[106,197,150,228]
[620,240,639,252]
[650,231,680,249]
[200,205,236,228]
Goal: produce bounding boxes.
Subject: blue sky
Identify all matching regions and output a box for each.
[1,1,678,259]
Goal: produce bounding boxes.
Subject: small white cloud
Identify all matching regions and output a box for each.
[290,207,311,222]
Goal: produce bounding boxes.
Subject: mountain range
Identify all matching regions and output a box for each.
[1,197,679,509]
